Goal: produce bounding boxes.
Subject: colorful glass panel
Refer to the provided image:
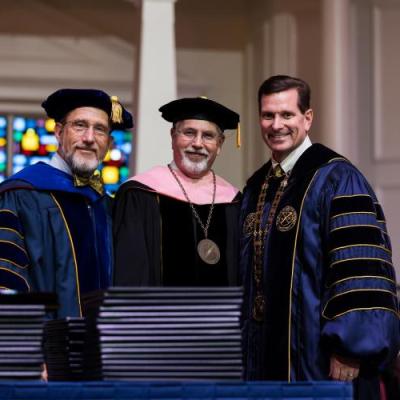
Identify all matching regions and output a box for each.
[12,116,57,174]
[0,116,7,183]
[100,129,132,193]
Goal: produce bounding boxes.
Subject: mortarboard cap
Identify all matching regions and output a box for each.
[159,97,241,147]
[159,97,239,131]
[42,88,133,131]
[158,97,240,147]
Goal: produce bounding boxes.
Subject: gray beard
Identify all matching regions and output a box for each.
[65,153,98,178]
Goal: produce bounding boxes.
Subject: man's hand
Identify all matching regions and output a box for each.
[329,354,360,382]
[41,363,48,382]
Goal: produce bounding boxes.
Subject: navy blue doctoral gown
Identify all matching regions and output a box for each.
[240,144,399,383]
[0,162,112,318]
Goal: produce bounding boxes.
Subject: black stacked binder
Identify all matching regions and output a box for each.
[83,287,244,381]
[44,317,98,381]
[0,291,57,380]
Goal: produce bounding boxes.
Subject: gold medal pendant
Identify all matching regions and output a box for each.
[197,238,220,265]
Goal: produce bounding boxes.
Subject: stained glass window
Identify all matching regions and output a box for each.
[0,116,7,183]
[100,129,132,193]
[12,116,57,174]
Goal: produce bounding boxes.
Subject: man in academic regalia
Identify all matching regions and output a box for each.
[113,97,240,287]
[239,75,399,399]
[0,89,133,318]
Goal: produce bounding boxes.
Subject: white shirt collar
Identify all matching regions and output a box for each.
[271,136,312,173]
[49,152,72,175]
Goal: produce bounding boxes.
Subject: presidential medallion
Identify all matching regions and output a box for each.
[197,238,220,265]
[276,205,297,232]
[243,212,256,236]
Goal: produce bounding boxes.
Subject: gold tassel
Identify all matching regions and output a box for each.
[110,95,123,124]
[236,122,241,148]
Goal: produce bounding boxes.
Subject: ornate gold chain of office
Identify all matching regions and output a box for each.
[252,165,289,321]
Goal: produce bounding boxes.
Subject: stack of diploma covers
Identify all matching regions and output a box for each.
[44,317,98,381]
[0,291,57,380]
[81,286,244,381]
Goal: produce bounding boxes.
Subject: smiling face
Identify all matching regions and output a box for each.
[259,88,313,162]
[54,107,112,177]
[171,119,224,179]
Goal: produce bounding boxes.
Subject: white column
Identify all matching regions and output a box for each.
[133,0,177,175]
[321,0,351,155]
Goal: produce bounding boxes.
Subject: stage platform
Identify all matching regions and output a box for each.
[0,381,352,400]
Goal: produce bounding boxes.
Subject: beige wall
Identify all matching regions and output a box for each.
[0,35,134,114]
[353,0,400,276]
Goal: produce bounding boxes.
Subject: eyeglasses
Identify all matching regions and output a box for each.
[63,120,110,138]
[175,129,221,144]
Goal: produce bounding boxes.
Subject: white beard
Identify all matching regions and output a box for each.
[180,150,210,176]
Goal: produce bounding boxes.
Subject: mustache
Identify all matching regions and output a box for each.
[75,146,97,152]
[184,148,209,157]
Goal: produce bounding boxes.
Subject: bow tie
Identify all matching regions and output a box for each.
[73,170,104,195]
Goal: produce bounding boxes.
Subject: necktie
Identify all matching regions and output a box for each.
[73,170,104,195]
[272,164,285,178]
